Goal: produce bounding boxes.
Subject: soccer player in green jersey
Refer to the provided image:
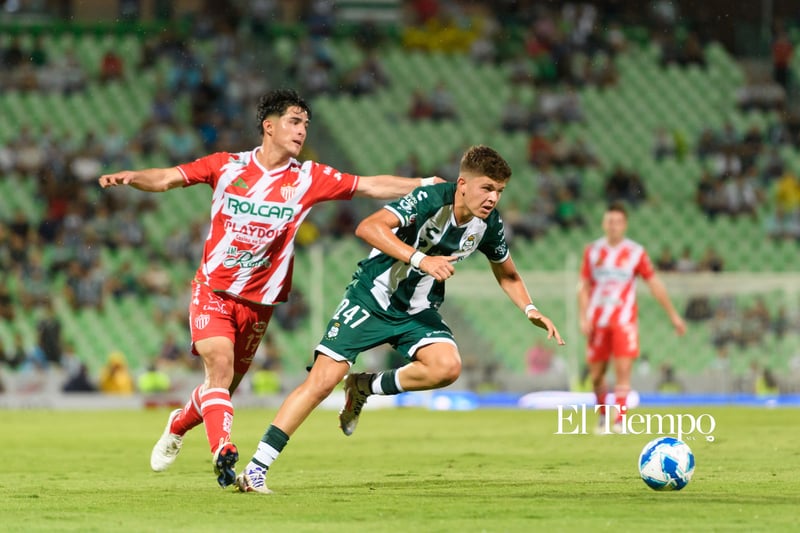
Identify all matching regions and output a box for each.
[236,145,565,493]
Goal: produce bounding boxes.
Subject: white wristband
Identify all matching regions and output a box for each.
[420,176,436,186]
[409,251,427,269]
[524,303,538,316]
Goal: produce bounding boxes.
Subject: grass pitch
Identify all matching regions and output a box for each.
[3,405,797,532]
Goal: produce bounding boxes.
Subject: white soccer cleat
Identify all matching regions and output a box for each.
[150,409,183,472]
[235,463,272,494]
[339,373,372,436]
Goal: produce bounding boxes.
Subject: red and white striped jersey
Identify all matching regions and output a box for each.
[177,148,359,305]
[580,237,655,327]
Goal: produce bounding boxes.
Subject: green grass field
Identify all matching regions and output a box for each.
[3,406,798,532]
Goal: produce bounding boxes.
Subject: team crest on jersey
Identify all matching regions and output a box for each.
[325,322,341,339]
[194,313,210,330]
[462,234,477,252]
[280,184,297,201]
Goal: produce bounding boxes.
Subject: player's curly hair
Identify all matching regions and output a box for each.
[460,145,512,182]
[256,89,312,134]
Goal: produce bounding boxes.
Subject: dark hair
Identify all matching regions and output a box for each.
[606,201,628,218]
[460,145,512,182]
[256,89,312,134]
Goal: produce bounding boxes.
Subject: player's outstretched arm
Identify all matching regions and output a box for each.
[354,208,456,282]
[98,167,185,192]
[354,175,444,199]
[490,257,565,345]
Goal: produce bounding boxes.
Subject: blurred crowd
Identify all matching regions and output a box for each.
[1,0,800,393]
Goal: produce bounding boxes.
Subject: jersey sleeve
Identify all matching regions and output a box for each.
[636,248,656,280]
[305,161,359,202]
[478,213,510,263]
[176,152,229,187]
[383,186,433,227]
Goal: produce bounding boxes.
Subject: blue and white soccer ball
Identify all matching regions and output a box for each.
[638,436,695,491]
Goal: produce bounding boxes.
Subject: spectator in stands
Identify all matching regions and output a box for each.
[0,282,14,321]
[774,168,800,223]
[603,165,647,207]
[722,169,762,219]
[1,35,24,70]
[499,93,530,132]
[155,332,188,369]
[681,32,706,68]
[163,122,201,165]
[99,49,125,83]
[766,204,800,241]
[698,245,725,273]
[7,332,34,371]
[656,363,683,393]
[408,89,433,120]
[710,304,738,350]
[696,127,718,160]
[696,170,726,220]
[527,130,555,168]
[11,125,45,176]
[773,305,789,340]
[36,302,63,367]
[653,127,676,161]
[0,335,25,371]
[567,136,598,168]
[655,245,677,271]
[63,259,108,311]
[760,147,785,183]
[553,187,584,229]
[98,351,135,394]
[63,363,98,393]
[675,245,698,273]
[137,363,172,394]
[772,30,793,90]
[428,81,458,121]
[342,50,389,96]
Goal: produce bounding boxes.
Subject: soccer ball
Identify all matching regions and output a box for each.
[638,436,695,491]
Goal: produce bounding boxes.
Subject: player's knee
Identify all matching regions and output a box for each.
[434,357,461,387]
[197,345,235,386]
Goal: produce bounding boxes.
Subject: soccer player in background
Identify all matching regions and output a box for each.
[578,202,686,434]
[235,145,565,494]
[98,89,440,488]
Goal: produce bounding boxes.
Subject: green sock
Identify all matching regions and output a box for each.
[252,425,289,469]
[372,370,404,395]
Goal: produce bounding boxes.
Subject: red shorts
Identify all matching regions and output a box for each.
[189,281,274,374]
[586,322,639,363]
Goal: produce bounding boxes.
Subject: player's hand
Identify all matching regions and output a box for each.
[418,255,458,282]
[429,176,447,184]
[99,171,135,188]
[671,314,687,336]
[528,311,566,345]
[579,317,593,337]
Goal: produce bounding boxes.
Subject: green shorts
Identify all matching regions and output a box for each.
[315,290,455,364]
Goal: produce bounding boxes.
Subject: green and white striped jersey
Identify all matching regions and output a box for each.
[349,182,510,315]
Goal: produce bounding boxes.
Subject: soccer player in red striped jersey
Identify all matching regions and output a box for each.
[578,202,686,433]
[99,89,440,488]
